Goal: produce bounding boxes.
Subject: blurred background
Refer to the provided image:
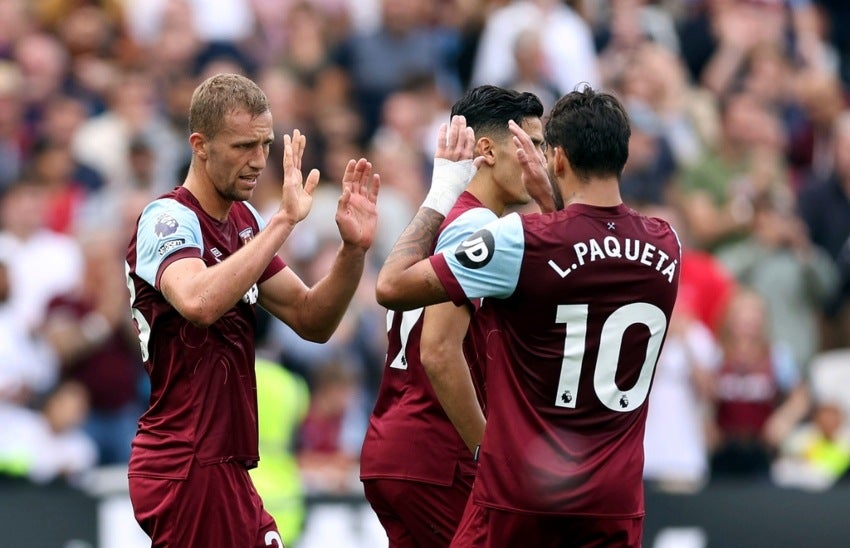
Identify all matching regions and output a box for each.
[1,0,850,546]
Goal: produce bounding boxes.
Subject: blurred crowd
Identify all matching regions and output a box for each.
[1,0,850,521]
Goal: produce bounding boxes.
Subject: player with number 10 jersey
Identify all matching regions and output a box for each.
[432,203,680,518]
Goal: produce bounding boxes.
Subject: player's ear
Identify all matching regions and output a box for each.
[189,133,208,161]
[552,146,567,177]
[476,136,496,167]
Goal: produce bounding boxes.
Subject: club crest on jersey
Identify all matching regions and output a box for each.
[239,227,254,244]
[154,214,179,237]
[455,229,495,269]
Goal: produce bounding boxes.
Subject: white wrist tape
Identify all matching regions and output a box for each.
[421,158,476,216]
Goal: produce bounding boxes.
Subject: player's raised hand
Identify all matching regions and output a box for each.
[509,119,557,213]
[336,158,380,251]
[424,115,478,216]
[436,114,476,162]
[279,129,320,225]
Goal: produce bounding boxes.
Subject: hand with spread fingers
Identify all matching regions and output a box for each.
[336,158,380,251]
[279,129,321,225]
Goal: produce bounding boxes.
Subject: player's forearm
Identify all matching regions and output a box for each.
[375,207,445,308]
[295,242,366,342]
[424,353,486,453]
[170,216,296,326]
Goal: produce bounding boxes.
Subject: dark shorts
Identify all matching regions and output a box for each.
[129,459,284,547]
[363,467,473,548]
[451,503,643,548]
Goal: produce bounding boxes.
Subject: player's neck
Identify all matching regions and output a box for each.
[561,177,622,208]
[468,175,509,217]
[183,172,233,222]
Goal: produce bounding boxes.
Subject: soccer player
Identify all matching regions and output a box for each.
[125,73,379,548]
[376,86,681,547]
[360,86,553,547]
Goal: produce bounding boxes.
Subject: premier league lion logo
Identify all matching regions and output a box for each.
[155,214,179,238]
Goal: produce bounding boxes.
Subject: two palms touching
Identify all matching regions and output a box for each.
[279,129,380,250]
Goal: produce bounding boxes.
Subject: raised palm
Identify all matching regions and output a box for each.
[336,158,380,250]
[280,129,320,225]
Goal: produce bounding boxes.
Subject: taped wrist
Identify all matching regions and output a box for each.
[421,158,475,216]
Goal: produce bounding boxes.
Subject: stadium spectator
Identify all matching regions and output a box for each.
[124,73,379,547]
[360,85,550,547]
[0,244,55,406]
[41,229,145,465]
[643,291,720,494]
[673,88,790,251]
[613,42,716,173]
[500,29,560,111]
[471,0,600,96]
[715,191,839,368]
[786,66,848,187]
[376,87,680,547]
[327,0,461,141]
[250,357,311,546]
[0,379,97,484]
[298,357,365,495]
[27,137,98,234]
[797,110,850,350]
[709,287,809,480]
[71,69,185,196]
[0,178,83,336]
[593,0,681,88]
[772,394,850,491]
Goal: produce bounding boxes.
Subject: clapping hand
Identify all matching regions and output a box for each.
[336,158,380,251]
[279,129,321,225]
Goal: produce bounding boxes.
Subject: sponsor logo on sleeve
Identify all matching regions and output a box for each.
[157,238,186,256]
[454,229,495,269]
[154,214,179,237]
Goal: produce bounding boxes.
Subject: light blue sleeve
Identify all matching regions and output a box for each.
[435,207,498,254]
[440,212,525,300]
[135,198,204,287]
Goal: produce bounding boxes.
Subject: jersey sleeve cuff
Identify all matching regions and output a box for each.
[155,247,202,289]
[430,254,467,307]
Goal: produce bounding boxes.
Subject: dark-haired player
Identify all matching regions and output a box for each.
[360,85,552,547]
[376,86,680,547]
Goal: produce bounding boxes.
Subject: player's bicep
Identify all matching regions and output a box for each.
[403,259,451,308]
[257,266,310,326]
[377,254,450,310]
[159,256,208,314]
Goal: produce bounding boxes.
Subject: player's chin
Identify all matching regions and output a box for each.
[226,185,255,202]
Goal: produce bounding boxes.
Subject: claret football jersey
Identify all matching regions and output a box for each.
[126,186,285,479]
[360,192,493,484]
[430,203,681,517]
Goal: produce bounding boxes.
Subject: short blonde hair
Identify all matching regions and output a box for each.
[188,73,270,138]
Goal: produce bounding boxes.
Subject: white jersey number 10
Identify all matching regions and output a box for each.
[554,303,667,412]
